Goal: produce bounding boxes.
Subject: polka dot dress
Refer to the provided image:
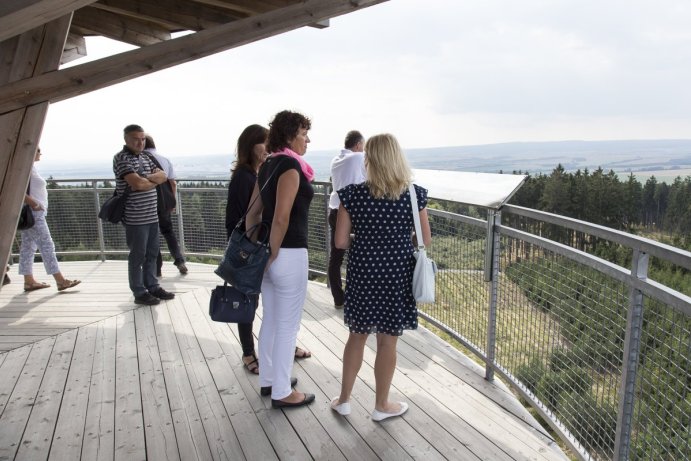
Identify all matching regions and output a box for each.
[338,183,428,336]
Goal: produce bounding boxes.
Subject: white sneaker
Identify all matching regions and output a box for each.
[371,402,408,422]
[331,397,351,416]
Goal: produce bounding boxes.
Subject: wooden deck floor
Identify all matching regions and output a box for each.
[0,261,569,460]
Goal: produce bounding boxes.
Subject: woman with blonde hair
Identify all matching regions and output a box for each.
[331,133,431,421]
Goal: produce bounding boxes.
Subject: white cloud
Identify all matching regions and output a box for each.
[39,0,691,165]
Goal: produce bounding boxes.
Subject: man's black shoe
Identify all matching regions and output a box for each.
[134,292,160,305]
[150,288,175,300]
[261,377,297,396]
[175,262,188,275]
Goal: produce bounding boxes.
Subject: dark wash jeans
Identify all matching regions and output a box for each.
[327,208,346,306]
[125,222,160,297]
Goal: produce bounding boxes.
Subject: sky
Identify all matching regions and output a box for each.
[38,0,691,166]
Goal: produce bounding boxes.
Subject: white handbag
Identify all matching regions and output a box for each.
[409,184,436,303]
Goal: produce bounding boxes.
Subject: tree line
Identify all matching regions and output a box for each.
[508,165,691,250]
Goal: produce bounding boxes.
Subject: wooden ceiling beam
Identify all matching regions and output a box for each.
[92,0,241,32]
[72,6,171,47]
[0,0,388,115]
[61,33,87,64]
[0,0,96,43]
[191,0,292,16]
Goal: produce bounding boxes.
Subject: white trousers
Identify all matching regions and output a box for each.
[19,212,60,276]
[258,248,308,399]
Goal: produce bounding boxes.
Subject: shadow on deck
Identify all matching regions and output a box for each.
[0,261,568,460]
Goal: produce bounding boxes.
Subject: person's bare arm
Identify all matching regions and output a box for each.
[123,171,157,191]
[267,170,299,264]
[334,204,352,249]
[146,169,168,185]
[419,208,432,247]
[23,194,43,211]
[245,182,263,231]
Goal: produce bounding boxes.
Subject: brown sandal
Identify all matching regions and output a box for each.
[57,279,81,291]
[24,282,50,292]
[294,346,311,359]
[243,354,259,374]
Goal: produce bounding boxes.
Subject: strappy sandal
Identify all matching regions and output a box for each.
[294,346,311,359]
[57,279,81,291]
[243,354,259,374]
[24,281,50,292]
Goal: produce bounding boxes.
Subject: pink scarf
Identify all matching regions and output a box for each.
[272,147,314,182]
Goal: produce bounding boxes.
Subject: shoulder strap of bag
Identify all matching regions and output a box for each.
[409,183,424,250]
[235,157,286,229]
[142,151,163,170]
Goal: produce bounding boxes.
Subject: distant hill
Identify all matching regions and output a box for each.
[41,139,691,183]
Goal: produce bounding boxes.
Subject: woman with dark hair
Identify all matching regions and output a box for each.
[245,110,315,408]
[225,124,268,374]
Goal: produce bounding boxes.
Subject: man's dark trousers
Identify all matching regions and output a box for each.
[156,208,184,274]
[327,208,345,306]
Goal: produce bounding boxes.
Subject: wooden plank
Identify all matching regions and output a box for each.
[73,7,171,47]
[81,315,117,461]
[0,0,390,114]
[134,306,180,460]
[0,345,33,413]
[16,329,78,460]
[48,323,98,460]
[184,290,277,460]
[166,296,245,460]
[0,337,55,460]
[113,310,146,461]
[191,288,312,460]
[303,284,566,460]
[151,299,213,460]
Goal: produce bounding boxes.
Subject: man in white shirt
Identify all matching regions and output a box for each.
[144,135,188,276]
[328,130,366,309]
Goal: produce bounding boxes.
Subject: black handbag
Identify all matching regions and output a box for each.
[18,182,35,230]
[214,223,270,295]
[98,187,131,223]
[17,204,35,230]
[214,158,285,295]
[209,282,258,323]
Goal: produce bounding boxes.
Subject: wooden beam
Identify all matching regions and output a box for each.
[72,6,171,47]
[0,0,95,43]
[0,15,72,292]
[192,0,292,16]
[61,34,87,65]
[91,0,241,32]
[0,0,389,115]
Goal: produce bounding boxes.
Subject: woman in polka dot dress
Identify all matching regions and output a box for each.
[330,133,432,422]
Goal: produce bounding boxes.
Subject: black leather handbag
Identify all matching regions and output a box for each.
[17,204,35,230]
[98,187,130,223]
[214,157,285,295]
[209,283,258,323]
[214,223,270,295]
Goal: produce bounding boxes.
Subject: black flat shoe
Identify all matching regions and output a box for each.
[260,377,297,396]
[272,393,315,409]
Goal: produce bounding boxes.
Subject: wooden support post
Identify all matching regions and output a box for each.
[0,15,71,290]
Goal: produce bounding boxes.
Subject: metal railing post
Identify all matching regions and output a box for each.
[94,180,106,261]
[614,249,648,461]
[325,183,332,289]
[485,210,501,381]
[175,186,185,257]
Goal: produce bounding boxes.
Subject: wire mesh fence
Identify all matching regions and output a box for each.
[8,179,691,461]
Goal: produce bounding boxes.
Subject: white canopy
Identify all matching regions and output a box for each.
[412,169,527,210]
